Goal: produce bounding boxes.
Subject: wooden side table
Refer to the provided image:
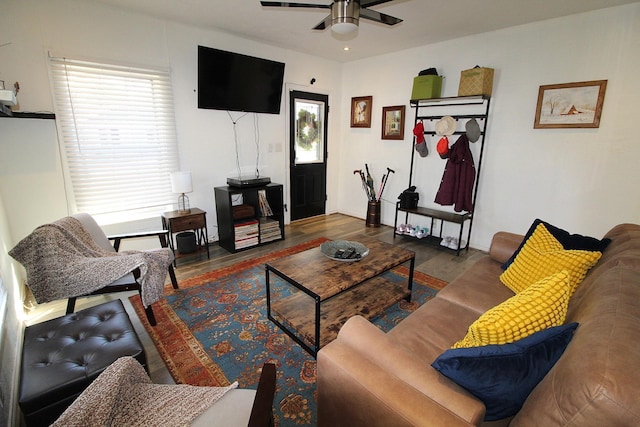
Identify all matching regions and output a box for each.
[161,207,210,266]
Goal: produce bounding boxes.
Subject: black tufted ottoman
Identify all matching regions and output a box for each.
[19,299,146,427]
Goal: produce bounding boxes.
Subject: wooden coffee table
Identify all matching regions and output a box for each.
[265,238,415,357]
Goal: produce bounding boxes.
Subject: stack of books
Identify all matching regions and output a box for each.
[234,219,259,249]
[260,218,282,243]
[258,190,273,216]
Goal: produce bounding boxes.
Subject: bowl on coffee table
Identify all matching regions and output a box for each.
[320,240,369,262]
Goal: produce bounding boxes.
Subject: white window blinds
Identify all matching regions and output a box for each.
[48,56,179,221]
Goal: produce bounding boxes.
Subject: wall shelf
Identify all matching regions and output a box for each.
[0,111,56,119]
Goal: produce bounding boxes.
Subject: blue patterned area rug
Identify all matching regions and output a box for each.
[131,238,446,426]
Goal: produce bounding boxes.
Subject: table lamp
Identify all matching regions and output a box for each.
[170,171,193,213]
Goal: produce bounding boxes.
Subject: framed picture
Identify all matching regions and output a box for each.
[351,96,373,128]
[534,80,607,129]
[381,105,406,140]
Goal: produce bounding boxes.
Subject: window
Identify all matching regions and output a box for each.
[48,56,179,223]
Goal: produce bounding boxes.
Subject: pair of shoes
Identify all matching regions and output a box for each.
[440,236,452,247]
[447,238,466,250]
[396,223,413,234]
[414,226,429,239]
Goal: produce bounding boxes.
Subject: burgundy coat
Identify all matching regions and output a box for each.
[434,134,475,212]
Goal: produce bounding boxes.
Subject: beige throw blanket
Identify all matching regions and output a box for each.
[9,216,171,308]
[52,356,237,427]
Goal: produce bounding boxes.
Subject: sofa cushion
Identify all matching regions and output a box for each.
[389,296,483,360]
[500,223,602,295]
[453,271,571,348]
[502,219,610,270]
[512,266,640,426]
[432,322,578,421]
[436,256,515,316]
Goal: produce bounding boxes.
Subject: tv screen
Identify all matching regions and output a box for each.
[198,45,285,114]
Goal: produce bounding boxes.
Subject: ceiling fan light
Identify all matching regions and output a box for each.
[332,21,358,34]
[331,0,359,34]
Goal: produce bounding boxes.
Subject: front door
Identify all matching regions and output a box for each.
[289,91,328,221]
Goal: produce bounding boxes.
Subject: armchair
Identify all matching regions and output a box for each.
[52,357,277,427]
[68,213,179,326]
[9,213,179,327]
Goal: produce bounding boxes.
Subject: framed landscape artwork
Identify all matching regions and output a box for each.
[534,80,607,129]
[351,96,373,128]
[381,105,405,140]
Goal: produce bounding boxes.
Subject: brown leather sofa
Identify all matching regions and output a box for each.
[317,223,640,426]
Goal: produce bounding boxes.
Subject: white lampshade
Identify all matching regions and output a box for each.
[170,171,192,213]
[170,171,193,194]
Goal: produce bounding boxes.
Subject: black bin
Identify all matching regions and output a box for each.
[176,231,197,253]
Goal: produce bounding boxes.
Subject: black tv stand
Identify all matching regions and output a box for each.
[214,183,284,253]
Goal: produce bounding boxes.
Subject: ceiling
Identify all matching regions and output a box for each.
[95,0,639,62]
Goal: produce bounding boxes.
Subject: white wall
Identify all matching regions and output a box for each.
[2,2,638,250]
[0,196,24,427]
[0,4,343,424]
[1,2,639,425]
[339,3,640,250]
[0,0,343,243]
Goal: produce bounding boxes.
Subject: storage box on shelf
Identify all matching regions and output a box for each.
[458,67,494,97]
[411,75,443,100]
[214,183,284,253]
[395,96,491,255]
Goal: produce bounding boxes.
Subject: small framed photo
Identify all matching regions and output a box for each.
[351,96,373,128]
[381,105,406,140]
[534,80,607,129]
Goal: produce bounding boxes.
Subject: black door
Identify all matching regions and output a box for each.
[289,91,328,221]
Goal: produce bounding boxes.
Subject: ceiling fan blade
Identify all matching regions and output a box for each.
[360,8,402,26]
[260,1,331,9]
[313,14,333,30]
[360,0,395,7]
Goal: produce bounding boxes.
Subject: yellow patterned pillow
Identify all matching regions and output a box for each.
[500,223,602,295]
[453,271,571,348]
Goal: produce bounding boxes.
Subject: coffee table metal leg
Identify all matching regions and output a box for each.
[406,256,415,302]
[315,295,321,356]
[265,265,272,319]
[265,265,319,358]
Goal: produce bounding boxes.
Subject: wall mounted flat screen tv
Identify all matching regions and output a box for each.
[198,45,285,114]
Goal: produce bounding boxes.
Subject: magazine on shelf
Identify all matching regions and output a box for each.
[234,218,259,248]
[259,217,282,243]
[258,190,273,216]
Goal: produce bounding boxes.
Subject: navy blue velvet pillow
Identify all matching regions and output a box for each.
[502,219,611,270]
[431,322,579,421]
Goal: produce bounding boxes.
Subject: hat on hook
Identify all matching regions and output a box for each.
[413,121,428,157]
[413,121,426,144]
[437,137,450,159]
[466,118,481,142]
[435,116,456,136]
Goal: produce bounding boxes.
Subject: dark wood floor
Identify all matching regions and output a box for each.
[28,213,486,384]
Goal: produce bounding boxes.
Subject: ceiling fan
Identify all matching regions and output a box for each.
[260,0,403,34]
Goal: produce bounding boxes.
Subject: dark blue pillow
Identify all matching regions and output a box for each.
[502,219,611,270]
[431,322,579,421]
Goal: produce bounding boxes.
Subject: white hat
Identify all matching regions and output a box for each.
[435,116,456,136]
